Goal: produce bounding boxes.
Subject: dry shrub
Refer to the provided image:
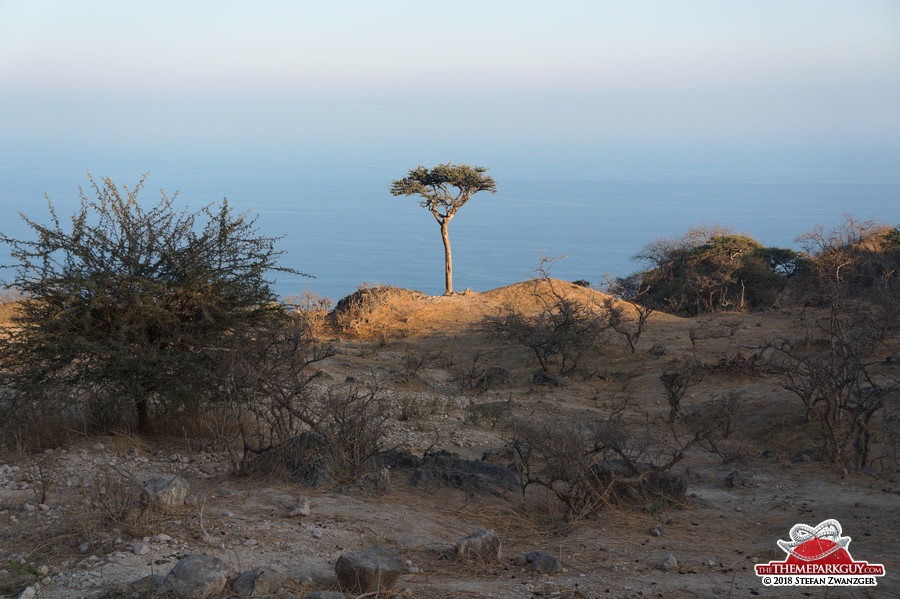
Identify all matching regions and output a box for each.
[0,288,25,326]
[81,467,169,539]
[20,449,61,505]
[483,292,611,377]
[504,395,738,518]
[762,302,894,471]
[329,284,426,338]
[659,357,705,422]
[284,290,332,340]
[208,320,389,485]
[206,320,336,476]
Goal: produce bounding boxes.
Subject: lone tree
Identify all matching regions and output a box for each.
[0,175,301,435]
[390,163,496,294]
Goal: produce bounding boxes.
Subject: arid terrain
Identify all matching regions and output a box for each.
[1,280,897,599]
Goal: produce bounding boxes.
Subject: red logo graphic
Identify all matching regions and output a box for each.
[755,519,885,586]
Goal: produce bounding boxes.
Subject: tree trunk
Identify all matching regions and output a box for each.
[440,220,453,295]
[136,397,149,431]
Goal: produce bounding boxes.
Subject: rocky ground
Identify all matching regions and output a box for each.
[1,281,897,598]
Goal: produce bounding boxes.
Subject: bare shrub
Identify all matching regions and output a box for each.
[689,318,739,349]
[484,257,611,376]
[764,320,892,470]
[20,449,61,505]
[83,467,167,538]
[601,274,654,354]
[603,297,652,355]
[450,349,489,393]
[504,395,736,518]
[677,391,742,459]
[210,321,390,485]
[465,398,513,430]
[659,358,705,422]
[303,383,391,484]
[396,348,431,385]
[208,320,336,476]
[284,290,333,340]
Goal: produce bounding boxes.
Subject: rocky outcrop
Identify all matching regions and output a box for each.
[334,544,406,593]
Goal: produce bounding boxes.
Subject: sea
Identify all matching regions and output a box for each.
[1,142,898,302]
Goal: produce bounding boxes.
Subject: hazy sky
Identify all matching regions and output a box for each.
[2,1,900,150]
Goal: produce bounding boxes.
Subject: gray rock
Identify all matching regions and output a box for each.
[412,450,517,496]
[650,524,665,537]
[724,470,745,488]
[341,468,391,496]
[532,371,566,387]
[456,529,501,561]
[157,554,231,598]
[334,545,406,593]
[231,570,256,596]
[511,550,561,574]
[15,585,37,599]
[231,566,283,596]
[141,475,189,508]
[132,542,149,555]
[125,574,165,594]
[661,553,678,571]
[289,499,312,517]
[305,592,345,599]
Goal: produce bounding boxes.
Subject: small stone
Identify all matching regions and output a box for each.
[334,545,406,593]
[289,499,312,517]
[126,574,165,593]
[23,503,36,512]
[305,592,345,599]
[312,531,322,539]
[157,554,231,599]
[230,570,256,596]
[78,542,90,553]
[456,529,501,561]
[155,533,173,543]
[511,550,561,574]
[132,543,149,556]
[15,585,37,599]
[724,470,745,488]
[241,538,258,547]
[661,554,678,571]
[650,524,665,537]
[38,503,51,511]
[141,475,189,508]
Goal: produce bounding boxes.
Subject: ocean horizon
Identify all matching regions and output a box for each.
[1,142,898,302]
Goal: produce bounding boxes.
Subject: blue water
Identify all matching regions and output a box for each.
[1,143,898,301]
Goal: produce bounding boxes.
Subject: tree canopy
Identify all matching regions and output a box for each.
[390,163,496,294]
[0,175,301,433]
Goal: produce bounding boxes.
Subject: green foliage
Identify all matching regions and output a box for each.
[883,225,900,248]
[0,175,301,436]
[633,228,795,315]
[390,163,497,217]
[390,163,496,294]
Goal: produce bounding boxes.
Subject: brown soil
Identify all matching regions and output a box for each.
[1,280,897,598]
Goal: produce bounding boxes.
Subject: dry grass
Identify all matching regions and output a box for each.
[0,289,25,326]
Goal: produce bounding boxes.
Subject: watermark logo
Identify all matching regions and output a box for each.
[755,519,885,587]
